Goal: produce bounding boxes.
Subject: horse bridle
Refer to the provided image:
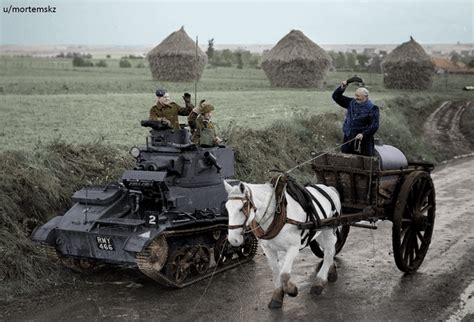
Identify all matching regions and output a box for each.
[227,187,257,231]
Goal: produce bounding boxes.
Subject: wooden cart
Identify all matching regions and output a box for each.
[307,153,436,273]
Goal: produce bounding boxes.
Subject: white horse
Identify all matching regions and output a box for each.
[224,180,341,309]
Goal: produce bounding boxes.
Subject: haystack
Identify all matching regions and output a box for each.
[147,27,208,82]
[261,30,331,88]
[382,37,435,89]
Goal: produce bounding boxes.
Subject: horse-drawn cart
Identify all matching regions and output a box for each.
[308,146,436,274]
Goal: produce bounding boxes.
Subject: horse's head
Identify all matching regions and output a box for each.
[224,181,257,247]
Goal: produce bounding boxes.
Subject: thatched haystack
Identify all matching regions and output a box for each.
[261,30,331,88]
[147,27,208,82]
[382,37,435,89]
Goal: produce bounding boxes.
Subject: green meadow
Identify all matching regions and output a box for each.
[1,56,472,152]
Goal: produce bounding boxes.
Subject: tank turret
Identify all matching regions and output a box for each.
[32,121,257,288]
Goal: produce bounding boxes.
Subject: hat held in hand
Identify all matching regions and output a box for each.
[346,76,364,85]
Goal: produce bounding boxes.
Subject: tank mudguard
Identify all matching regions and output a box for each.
[31,216,62,245]
[123,228,166,253]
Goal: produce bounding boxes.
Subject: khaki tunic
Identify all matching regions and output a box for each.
[192,114,219,146]
[149,99,193,129]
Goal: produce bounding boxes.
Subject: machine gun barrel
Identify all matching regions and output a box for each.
[203,151,222,172]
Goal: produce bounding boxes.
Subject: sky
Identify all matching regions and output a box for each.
[1,0,473,45]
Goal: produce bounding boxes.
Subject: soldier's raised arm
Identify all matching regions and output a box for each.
[177,92,194,116]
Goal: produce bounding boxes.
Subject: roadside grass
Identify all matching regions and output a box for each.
[0,142,132,299]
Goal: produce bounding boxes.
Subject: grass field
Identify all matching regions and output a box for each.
[1,56,473,151]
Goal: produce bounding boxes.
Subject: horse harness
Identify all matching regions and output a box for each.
[227,175,339,244]
[227,188,258,231]
[227,177,302,239]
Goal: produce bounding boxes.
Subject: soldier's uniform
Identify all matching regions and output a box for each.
[149,92,194,130]
[192,101,220,146]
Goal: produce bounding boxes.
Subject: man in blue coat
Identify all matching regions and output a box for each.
[332,80,380,156]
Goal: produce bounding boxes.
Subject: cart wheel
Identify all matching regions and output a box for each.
[392,171,435,273]
[310,225,350,258]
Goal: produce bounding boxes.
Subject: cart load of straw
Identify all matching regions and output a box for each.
[147,27,208,82]
[382,37,435,90]
[261,30,331,88]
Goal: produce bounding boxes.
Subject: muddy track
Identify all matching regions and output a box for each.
[424,100,473,155]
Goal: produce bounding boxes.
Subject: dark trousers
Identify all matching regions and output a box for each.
[341,135,375,156]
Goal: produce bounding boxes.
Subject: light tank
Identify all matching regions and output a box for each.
[32,120,257,287]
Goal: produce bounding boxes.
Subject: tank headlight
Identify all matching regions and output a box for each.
[129,146,141,159]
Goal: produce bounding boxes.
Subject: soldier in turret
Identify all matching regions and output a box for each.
[192,100,222,147]
[149,89,194,129]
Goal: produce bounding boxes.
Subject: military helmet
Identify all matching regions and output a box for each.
[199,100,214,114]
[155,88,167,97]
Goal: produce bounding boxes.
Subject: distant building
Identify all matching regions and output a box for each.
[363,48,376,56]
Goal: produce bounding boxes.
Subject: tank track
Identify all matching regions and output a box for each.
[37,242,105,273]
[38,243,59,260]
[136,224,258,288]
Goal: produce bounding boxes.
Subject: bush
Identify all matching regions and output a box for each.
[135,61,145,68]
[95,60,107,68]
[72,56,85,67]
[119,59,131,68]
[72,57,93,67]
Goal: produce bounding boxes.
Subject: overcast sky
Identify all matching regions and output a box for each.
[1,0,472,45]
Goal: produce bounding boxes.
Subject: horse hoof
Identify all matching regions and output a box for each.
[268,299,283,309]
[310,284,324,295]
[286,286,298,297]
[328,265,338,283]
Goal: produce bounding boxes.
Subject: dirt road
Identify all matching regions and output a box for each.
[424,100,473,155]
[1,155,473,321]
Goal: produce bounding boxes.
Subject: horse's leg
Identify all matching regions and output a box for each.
[279,245,300,297]
[311,230,337,295]
[261,243,284,309]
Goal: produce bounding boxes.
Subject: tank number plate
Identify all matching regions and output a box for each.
[96,236,115,251]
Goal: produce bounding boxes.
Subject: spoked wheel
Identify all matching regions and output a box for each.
[310,225,350,258]
[166,249,193,284]
[392,171,436,273]
[214,234,234,266]
[193,246,211,275]
[237,233,258,259]
[58,253,102,274]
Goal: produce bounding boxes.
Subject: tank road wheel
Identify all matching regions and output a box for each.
[392,171,436,274]
[193,246,211,275]
[214,234,234,266]
[136,236,169,280]
[58,255,100,274]
[310,225,351,258]
[237,233,258,259]
[166,249,194,284]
